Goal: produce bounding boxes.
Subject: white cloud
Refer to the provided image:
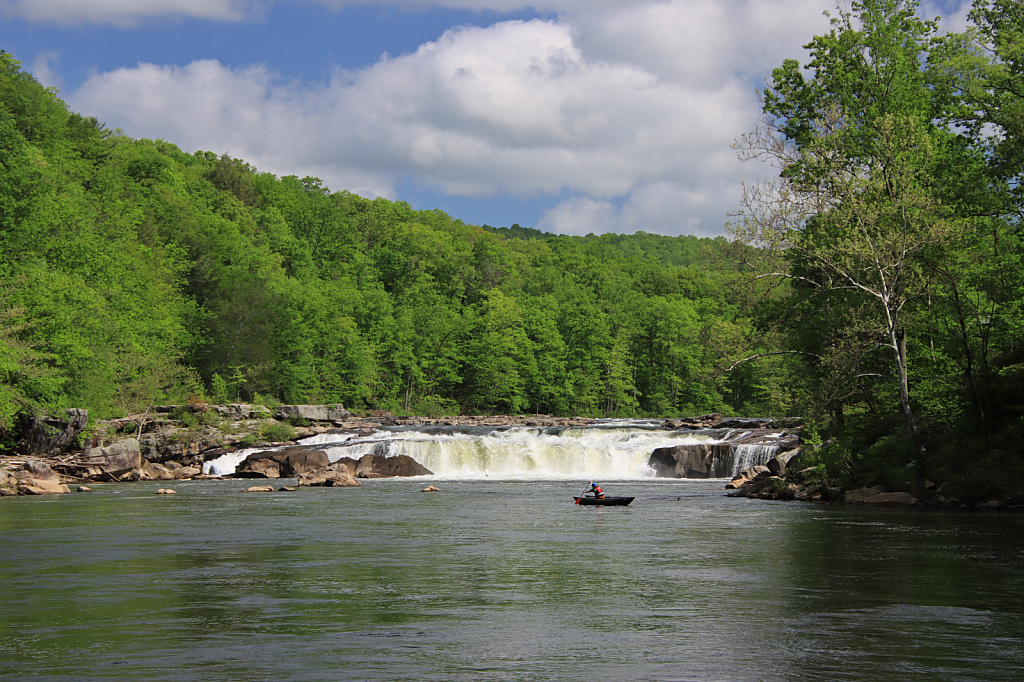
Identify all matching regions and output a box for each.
[0,1,688,26]
[30,51,62,90]
[67,6,803,235]
[0,0,256,26]
[922,0,972,34]
[61,0,971,236]
[538,180,737,237]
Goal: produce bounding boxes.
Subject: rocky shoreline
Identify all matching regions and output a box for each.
[1,404,609,496]
[721,459,1024,513]
[2,406,1021,512]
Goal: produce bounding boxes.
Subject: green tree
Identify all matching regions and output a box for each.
[728,0,955,476]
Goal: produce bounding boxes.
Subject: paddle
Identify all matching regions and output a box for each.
[575,484,590,505]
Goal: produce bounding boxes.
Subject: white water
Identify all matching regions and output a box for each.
[206,426,719,479]
[730,443,782,477]
[328,427,725,479]
[204,423,786,479]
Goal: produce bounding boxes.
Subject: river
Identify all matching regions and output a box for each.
[1,477,1021,681]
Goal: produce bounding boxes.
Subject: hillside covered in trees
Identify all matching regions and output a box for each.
[2,0,1023,498]
[0,51,771,436]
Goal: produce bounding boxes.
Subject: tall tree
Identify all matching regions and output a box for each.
[728,0,951,472]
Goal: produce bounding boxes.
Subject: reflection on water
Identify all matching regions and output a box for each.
[1,480,1022,681]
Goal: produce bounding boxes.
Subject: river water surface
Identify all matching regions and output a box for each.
[2,478,1022,681]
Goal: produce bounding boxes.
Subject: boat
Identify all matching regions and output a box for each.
[573,496,634,506]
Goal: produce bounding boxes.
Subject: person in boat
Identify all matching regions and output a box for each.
[586,481,605,500]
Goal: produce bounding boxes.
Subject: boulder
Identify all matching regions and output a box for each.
[242,485,275,493]
[649,444,732,478]
[14,460,70,494]
[63,438,142,481]
[767,448,803,476]
[175,466,202,479]
[862,492,918,507]
[155,488,176,494]
[17,460,63,486]
[333,457,359,474]
[138,427,219,463]
[212,404,273,420]
[421,485,440,492]
[727,478,768,497]
[18,479,71,495]
[726,465,771,489]
[235,457,281,478]
[140,461,178,481]
[355,453,432,478]
[297,468,361,487]
[842,487,884,505]
[825,486,844,502]
[779,483,801,501]
[717,417,772,429]
[327,405,352,421]
[235,448,330,478]
[20,408,89,457]
[280,404,329,421]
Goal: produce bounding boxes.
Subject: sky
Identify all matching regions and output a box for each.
[0,0,973,237]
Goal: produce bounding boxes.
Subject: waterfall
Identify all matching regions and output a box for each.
[318,427,722,479]
[728,444,781,477]
[205,424,724,479]
[203,422,796,479]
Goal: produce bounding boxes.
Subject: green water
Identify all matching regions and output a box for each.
[1,479,1021,681]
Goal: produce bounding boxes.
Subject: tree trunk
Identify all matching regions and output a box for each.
[890,324,926,494]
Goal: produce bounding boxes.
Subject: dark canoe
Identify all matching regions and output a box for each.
[573,496,634,506]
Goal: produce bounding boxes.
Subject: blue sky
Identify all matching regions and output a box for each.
[0,0,972,237]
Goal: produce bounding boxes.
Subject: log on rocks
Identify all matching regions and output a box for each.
[355,453,432,478]
[235,448,331,478]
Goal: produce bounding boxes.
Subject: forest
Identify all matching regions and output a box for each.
[1,0,1022,496]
